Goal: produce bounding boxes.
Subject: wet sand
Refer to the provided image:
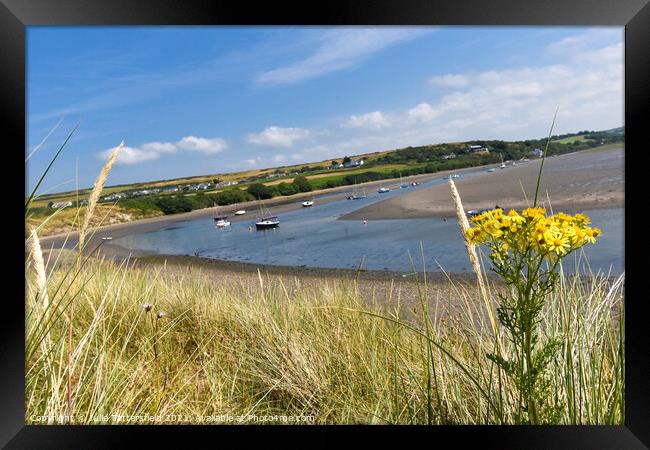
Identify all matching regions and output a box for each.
[342,146,624,220]
[40,249,494,319]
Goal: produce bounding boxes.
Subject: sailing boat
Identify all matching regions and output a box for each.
[255,201,279,230]
[212,204,230,228]
[346,182,367,200]
[301,193,315,207]
[400,173,408,189]
[351,183,367,199]
[499,153,506,169]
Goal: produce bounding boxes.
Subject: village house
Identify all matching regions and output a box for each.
[532,148,544,158]
[442,153,457,160]
[188,182,211,191]
[343,159,364,168]
[103,193,127,201]
[215,180,238,188]
[131,190,153,197]
[468,145,489,154]
[49,201,73,209]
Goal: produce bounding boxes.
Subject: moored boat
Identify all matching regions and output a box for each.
[255,216,279,229]
[212,204,230,227]
[235,210,246,215]
[302,194,315,207]
[378,187,390,193]
[214,215,230,227]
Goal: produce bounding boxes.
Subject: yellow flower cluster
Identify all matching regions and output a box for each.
[466,207,601,256]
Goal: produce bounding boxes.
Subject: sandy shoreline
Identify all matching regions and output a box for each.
[342,146,624,220]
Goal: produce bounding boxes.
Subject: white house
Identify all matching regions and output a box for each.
[215,181,238,188]
[468,145,489,154]
[343,159,364,168]
[50,201,73,208]
[103,193,127,201]
[131,190,153,197]
[532,148,544,158]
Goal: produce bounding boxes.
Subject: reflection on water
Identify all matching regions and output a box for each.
[115,182,624,275]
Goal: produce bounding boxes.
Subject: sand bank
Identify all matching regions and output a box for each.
[342,146,624,220]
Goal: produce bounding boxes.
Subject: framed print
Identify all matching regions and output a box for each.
[4,0,649,447]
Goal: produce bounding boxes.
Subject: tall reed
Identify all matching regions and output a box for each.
[78,142,123,252]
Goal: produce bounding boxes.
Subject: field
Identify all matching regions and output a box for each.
[26,203,163,238]
[553,135,590,144]
[31,148,396,208]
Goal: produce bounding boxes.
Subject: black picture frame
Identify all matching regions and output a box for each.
[4,0,648,447]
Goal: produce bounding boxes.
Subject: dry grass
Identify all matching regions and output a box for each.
[78,142,123,251]
[24,251,624,424]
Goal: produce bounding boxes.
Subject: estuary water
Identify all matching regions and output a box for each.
[114,173,624,275]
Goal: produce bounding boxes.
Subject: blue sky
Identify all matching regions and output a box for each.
[26,26,623,193]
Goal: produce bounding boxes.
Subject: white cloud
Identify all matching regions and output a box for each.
[247,126,310,148]
[273,154,287,163]
[139,141,177,154]
[100,144,170,165]
[99,135,227,165]
[242,157,261,166]
[343,111,391,130]
[106,141,177,165]
[315,39,622,157]
[407,103,440,122]
[175,136,227,154]
[257,28,431,85]
[546,28,621,55]
[429,74,469,87]
[575,42,623,64]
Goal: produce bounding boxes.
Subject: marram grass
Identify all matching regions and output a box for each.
[25,254,624,424]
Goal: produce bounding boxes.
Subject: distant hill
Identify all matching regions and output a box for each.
[34,127,623,203]
[604,127,624,135]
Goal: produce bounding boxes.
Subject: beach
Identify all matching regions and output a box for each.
[342,146,624,220]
